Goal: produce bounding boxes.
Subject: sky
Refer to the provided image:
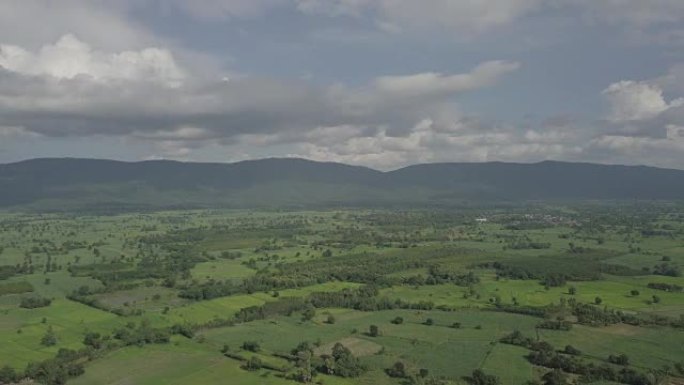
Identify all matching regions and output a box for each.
[1,0,684,170]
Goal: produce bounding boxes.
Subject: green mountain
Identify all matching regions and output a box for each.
[1,158,683,211]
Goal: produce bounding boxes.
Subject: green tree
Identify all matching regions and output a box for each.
[41,326,57,347]
[467,369,501,385]
[0,365,17,384]
[369,324,380,337]
[542,369,569,385]
[302,306,316,321]
[241,341,260,352]
[386,361,407,378]
[244,356,262,371]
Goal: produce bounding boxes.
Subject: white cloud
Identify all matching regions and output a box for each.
[290,118,582,170]
[0,34,184,86]
[589,125,684,168]
[602,80,683,122]
[0,126,38,138]
[0,33,521,166]
[372,61,520,98]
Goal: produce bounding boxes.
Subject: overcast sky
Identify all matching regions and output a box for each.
[1,0,683,170]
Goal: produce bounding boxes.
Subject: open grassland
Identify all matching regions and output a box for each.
[0,299,122,368]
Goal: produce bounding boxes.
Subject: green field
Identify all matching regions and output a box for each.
[0,206,683,385]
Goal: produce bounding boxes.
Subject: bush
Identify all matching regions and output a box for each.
[563,345,581,356]
[608,354,629,366]
[20,296,52,309]
[242,341,260,352]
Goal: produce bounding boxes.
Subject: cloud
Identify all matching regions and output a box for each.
[372,61,520,98]
[296,0,684,45]
[0,0,156,50]
[587,125,684,168]
[0,33,528,169]
[602,80,683,122]
[585,68,684,168]
[564,0,684,26]
[0,126,38,138]
[163,0,287,20]
[0,34,184,86]
[296,0,544,36]
[0,35,520,143]
[287,118,583,170]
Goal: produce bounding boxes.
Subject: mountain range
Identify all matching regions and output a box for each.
[1,158,683,211]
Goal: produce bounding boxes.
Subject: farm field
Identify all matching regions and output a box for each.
[0,206,683,385]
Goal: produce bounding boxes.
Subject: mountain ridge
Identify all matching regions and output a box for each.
[1,157,683,210]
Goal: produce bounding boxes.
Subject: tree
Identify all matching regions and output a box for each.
[244,356,262,371]
[41,326,57,346]
[594,296,602,305]
[242,341,260,352]
[424,318,434,326]
[568,286,577,295]
[391,316,404,325]
[326,314,336,324]
[329,343,365,378]
[0,365,17,383]
[294,350,314,383]
[467,369,501,385]
[386,361,407,378]
[563,345,581,356]
[369,324,380,337]
[630,289,640,296]
[542,369,568,385]
[419,368,429,378]
[302,306,316,321]
[83,332,103,349]
[608,353,630,366]
[652,295,661,304]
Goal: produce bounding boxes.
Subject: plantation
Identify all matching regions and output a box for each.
[0,205,683,385]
